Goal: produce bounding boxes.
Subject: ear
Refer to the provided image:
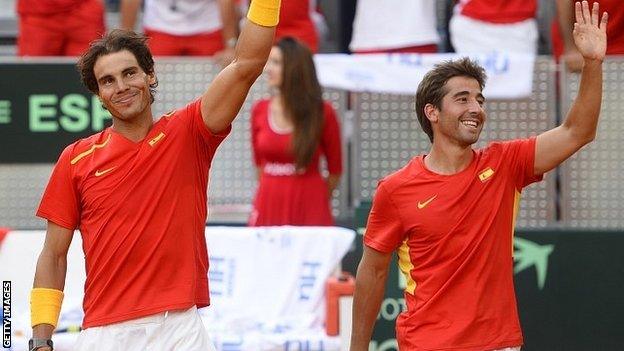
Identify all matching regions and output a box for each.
[424,103,439,123]
[147,72,156,85]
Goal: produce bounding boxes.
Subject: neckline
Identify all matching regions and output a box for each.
[267,100,293,135]
[108,121,158,146]
[417,150,478,178]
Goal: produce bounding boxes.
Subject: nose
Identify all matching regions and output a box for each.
[468,100,482,115]
[115,79,129,92]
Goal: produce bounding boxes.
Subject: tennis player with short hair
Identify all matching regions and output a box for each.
[350,2,608,350]
[28,1,281,350]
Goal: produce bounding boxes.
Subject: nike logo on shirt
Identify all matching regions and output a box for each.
[95,167,116,177]
[418,195,437,209]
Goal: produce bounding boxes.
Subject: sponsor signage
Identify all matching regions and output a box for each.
[0,63,112,163]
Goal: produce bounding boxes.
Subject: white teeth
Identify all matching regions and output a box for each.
[462,120,478,128]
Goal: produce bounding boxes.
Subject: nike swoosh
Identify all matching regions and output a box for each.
[417,195,437,209]
[95,167,116,177]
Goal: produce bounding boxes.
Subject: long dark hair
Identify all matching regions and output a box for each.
[277,37,324,170]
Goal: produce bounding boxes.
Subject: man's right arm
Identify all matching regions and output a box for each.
[350,246,393,351]
[200,0,279,134]
[31,221,73,345]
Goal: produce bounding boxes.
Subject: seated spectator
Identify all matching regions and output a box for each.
[275,0,321,52]
[17,0,105,56]
[249,37,343,226]
[553,0,623,72]
[349,0,439,54]
[449,0,538,54]
[120,0,238,64]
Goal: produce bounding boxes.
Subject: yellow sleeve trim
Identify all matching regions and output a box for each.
[31,288,64,328]
[247,0,281,27]
[70,134,111,165]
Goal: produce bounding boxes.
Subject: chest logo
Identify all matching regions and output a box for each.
[417,195,437,209]
[148,132,166,147]
[95,167,116,177]
[478,167,495,182]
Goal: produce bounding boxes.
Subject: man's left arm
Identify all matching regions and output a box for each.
[201,0,280,134]
[534,1,607,175]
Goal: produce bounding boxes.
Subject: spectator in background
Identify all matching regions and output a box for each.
[237,0,324,52]
[349,0,439,54]
[553,0,622,72]
[249,37,342,226]
[274,0,322,52]
[16,0,105,56]
[120,0,238,65]
[449,0,539,54]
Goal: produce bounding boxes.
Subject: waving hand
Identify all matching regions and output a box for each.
[573,1,608,62]
[533,1,608,175]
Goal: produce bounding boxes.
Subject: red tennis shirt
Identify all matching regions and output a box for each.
[364,138,543,351]
[37,100,230,328]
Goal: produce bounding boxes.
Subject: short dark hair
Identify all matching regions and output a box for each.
[77,29,158,103]
[415,57,487,142]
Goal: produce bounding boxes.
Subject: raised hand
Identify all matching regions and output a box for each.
[573,1,608,62]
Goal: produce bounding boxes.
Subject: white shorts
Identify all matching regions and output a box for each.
[449,13,538,54]
[73,306,215,351]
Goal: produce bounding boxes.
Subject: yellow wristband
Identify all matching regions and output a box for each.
[247,0,281,27]
[30,288,64,328]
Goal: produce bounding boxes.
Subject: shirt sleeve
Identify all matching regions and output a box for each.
[320,102,343,175]
[36,145,80,230]
[250,101,263,167]
[363,181,406,253]
[500,137,543,190]
[187,99,232,155]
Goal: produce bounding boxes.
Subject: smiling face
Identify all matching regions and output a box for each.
[93,50,155,123]
[426,76,486,147]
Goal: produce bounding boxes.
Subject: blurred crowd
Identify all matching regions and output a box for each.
[13,0,624,72]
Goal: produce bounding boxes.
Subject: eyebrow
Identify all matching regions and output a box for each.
[97,66,139,84]
[452,91,486,101]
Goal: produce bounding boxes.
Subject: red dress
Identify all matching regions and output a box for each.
[249,99,342,226]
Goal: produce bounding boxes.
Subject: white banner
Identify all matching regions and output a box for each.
[315,52,536,99]
[203,226,355,351]
[0,226,355,351]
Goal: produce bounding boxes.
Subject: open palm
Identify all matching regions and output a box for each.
[573,1,608,61]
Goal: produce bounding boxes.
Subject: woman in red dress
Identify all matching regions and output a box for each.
[249,37,343,226]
